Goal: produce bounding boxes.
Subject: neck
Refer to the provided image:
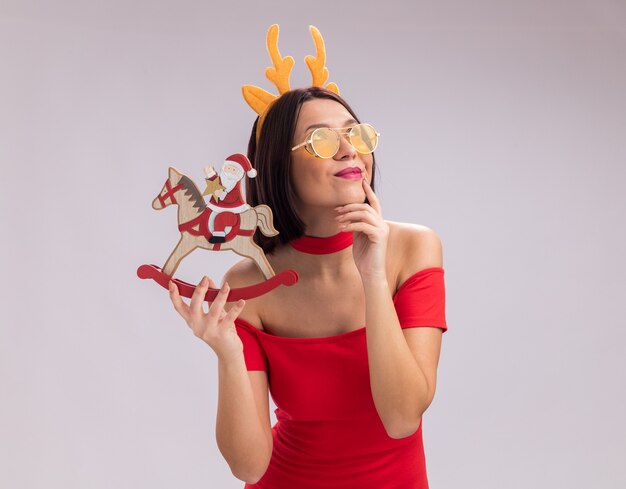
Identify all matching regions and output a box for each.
[287,229,355,277]
[177,190,204,224]
[174,176,205,224]
[290,230,353,254]
[280,207,358,276]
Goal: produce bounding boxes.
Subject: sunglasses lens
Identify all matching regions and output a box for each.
[311,128,340,158]
[349,124,379,154]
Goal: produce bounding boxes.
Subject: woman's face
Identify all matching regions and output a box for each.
[290,98,374,213]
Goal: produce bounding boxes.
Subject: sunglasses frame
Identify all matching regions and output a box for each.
[291,123,380,159]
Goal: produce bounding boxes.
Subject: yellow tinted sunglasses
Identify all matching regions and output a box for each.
[291,123,380,159]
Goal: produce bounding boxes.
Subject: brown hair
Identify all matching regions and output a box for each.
[246,86,377,255]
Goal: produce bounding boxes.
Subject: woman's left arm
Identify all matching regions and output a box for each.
[335,179,443,439]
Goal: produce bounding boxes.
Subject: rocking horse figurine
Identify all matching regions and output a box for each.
[136,153,298,301]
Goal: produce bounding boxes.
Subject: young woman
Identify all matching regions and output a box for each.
[168,86,448,488]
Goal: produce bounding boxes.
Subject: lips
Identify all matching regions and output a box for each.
[334,167,363,177]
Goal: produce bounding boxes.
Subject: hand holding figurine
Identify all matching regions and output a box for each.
[168,276,246,361]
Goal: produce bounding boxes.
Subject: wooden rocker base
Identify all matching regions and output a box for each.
[137,264,299,301]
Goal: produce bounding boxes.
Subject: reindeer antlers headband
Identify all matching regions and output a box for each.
[242,24,340,141]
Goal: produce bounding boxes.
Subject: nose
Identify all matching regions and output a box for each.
[334,133,357,160]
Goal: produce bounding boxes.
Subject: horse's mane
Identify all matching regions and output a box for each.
[178,175,207,211]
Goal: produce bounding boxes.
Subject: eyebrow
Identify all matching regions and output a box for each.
[304,118,358,133]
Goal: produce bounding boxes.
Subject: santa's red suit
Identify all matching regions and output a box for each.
[205,154,257,239]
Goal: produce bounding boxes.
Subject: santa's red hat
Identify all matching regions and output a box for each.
[224,153,257,178]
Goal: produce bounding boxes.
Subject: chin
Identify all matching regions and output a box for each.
[338,190,366,205]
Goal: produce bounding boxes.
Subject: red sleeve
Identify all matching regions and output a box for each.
[234,318,268,371]
[392,267,448,333]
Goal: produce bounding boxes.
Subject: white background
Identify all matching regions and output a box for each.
[1,1,625,487]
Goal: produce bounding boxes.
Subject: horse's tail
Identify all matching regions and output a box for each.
[254,205,279,237]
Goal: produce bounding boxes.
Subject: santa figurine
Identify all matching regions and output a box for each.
[202,153,257,243]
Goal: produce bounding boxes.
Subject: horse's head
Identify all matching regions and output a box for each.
[152,167,184,210]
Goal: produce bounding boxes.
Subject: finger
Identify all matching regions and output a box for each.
[207,281,230,320]
[217,300,228,320]
[189,276,210,315]
[339,221,378,238]
[168,280,190,322]
[223,299,246,322]
[362,179,383,215]
[337,213,380,232]
[336,209,378,225]
[206,277,218,299]
[335,203,372,213]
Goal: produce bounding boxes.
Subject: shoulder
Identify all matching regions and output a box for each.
[222,258,266,331]
[385,220,443,287]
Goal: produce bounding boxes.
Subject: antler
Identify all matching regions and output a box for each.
[241,24,340,140]
[305,25,340,95]
[265,24,294,95]
[242,24,294,117]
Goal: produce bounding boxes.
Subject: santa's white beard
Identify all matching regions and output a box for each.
[220,169,243,193]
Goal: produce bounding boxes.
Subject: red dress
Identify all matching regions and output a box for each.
[234,263,448,489]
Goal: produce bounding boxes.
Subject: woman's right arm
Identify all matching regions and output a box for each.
[216,352,272,484]
[168,276,271,484]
